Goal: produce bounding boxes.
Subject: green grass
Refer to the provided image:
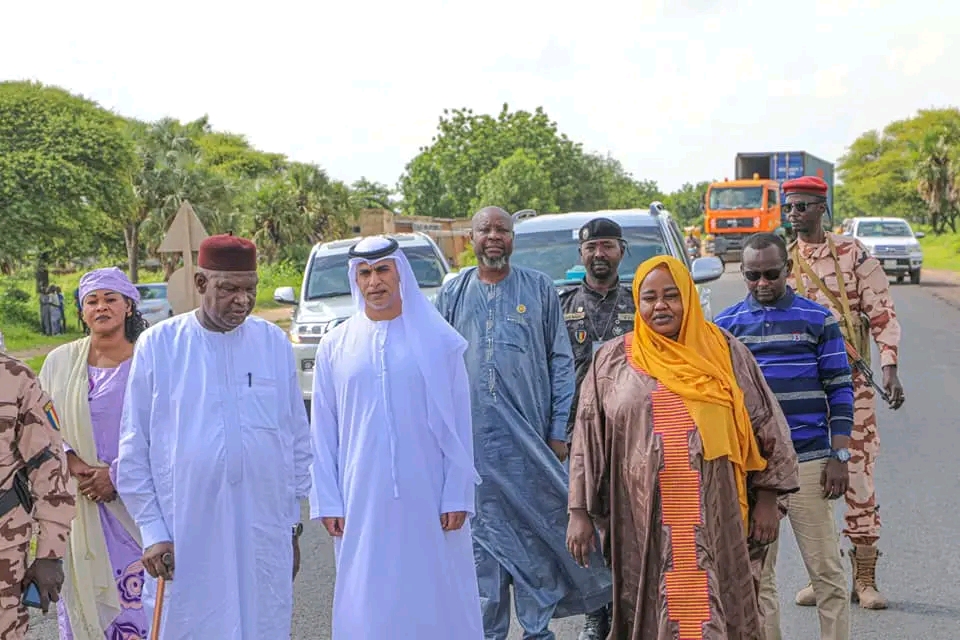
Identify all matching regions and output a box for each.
[255,262,304,309]
[917,228,960,271]
[2,324,83,354]
[1,261,305,356]
[25,355,47,373]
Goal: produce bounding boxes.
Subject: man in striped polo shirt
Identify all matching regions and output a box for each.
[714,232,853,640]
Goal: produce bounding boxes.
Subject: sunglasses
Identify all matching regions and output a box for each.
[781,201,823,214]
[742,266,786,282]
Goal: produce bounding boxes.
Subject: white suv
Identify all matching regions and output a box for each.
[846,216,924,284]
[273,232,452,406]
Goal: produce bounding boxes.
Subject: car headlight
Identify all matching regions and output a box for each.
[289,319,345,343]
[908,242,921,251]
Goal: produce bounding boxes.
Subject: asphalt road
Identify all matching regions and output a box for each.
[26,265,960,639]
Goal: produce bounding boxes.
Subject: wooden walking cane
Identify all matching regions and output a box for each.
[149,552,174,640]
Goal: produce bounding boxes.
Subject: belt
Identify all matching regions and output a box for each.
[0,449,54,520]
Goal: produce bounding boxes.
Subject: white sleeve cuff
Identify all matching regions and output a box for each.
[141,519,172,549]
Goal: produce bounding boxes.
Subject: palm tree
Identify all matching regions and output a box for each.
[913,130,960,234]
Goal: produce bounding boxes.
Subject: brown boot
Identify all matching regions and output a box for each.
[794,583,816,606]
[848,544,888,609]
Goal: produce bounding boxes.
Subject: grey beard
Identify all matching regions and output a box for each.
[478,254,509,270]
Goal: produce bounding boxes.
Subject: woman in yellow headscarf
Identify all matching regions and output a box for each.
[566,255,799,640]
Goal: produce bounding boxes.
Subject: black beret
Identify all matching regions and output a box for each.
[578,218,623,243]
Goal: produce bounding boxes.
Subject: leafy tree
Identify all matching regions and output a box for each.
[124,117,232,281]
[241,161,360,264]
[832,183,865,222]
[399,104,588,217]
[399,104,664,218]
[197,128,286,180]
[0,81,137,287]
[473,149,557,213]
[664,181,709,226]
[912,125,960,233]
[352,177,397,211]
[838,108,960,233]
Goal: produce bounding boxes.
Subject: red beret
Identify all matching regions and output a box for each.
[198,234,257,272]
[782,176,829,198]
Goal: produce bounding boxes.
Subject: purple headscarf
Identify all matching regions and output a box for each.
[78,267,140,304]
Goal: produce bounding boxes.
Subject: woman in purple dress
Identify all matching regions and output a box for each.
[39,267,151,640]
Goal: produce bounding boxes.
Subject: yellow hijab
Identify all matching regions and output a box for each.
[630,255,767,528]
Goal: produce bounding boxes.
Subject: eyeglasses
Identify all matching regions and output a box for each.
[781,201,823,214]
[742,266,786,282]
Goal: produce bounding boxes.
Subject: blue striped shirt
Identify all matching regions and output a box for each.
[714,287,854,461]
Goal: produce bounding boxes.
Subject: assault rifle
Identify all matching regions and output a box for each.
[843,341,891,405]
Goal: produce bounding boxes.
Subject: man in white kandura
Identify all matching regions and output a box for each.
[116,233,313,639]
[310,235,484,640]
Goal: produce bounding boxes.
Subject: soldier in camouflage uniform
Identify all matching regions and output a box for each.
[0,354,76,637]
[559,218,634,640]
[782,176,905,611]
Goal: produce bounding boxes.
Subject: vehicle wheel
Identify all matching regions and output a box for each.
[910,268,921,285]
[896,274,904,284]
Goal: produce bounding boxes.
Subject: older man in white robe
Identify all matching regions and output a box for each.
[116,233,313,639]
[310,235,483,640]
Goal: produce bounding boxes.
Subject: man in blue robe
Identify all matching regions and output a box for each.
[310,236,483,639]
[436,207,612,640]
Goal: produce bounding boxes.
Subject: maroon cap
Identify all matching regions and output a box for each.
[782,176,829,198]
[198,234,257,272]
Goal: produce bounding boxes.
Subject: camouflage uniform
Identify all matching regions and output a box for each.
[0,355,76,638]
[787,233,899,609]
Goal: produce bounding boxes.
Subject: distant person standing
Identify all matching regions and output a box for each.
[783,176,904,610]
[716,232,853,640]
[436,206,612,639]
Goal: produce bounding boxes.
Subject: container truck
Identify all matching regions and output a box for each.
[703,151,835,260]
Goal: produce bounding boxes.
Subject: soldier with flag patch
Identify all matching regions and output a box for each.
[558,217,634,639]
[783,175,905,611]
[0,354,76,639]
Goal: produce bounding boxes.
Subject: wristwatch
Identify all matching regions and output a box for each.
[830,448,851,463]
[292,522,304,538]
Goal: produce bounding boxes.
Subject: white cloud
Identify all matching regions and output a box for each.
[1,0,958,195]
[887,32,947,76]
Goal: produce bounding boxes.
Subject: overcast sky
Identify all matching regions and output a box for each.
[2,0,957,194]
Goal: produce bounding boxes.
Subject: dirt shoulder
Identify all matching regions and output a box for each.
[7,307,294,361]
[918,268,960,310]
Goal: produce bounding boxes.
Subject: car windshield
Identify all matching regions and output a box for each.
[305,245,446,300]
[136,285,167,300]
[708,187,764,210]
[856,221,913,237]
[511,225,668,282]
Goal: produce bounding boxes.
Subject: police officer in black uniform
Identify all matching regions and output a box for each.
[559,217,634,639]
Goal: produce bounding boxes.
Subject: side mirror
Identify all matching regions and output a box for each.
[914,231,925,239]
[691,256,725,285]
[273,286,297,305]
[442,272,460,286]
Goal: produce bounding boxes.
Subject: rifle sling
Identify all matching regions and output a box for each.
[0,449,54,520]
[791,238,865,360]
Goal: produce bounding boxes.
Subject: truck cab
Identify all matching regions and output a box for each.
[704,151,835,261]
[703,176,782,260]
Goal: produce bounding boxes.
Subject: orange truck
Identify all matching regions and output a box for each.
[703,151,834,261]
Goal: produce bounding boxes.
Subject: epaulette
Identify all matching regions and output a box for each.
[557,285,578,297]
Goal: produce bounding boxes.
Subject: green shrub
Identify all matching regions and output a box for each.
[0,285,34,326]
